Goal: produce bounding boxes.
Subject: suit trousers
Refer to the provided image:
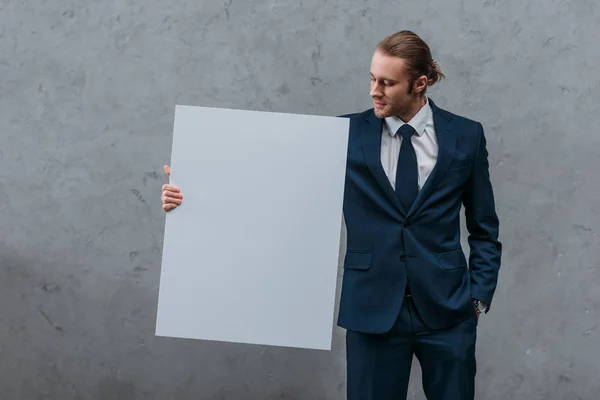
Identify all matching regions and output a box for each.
[346,297,478,400]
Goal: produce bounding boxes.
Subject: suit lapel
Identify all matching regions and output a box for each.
[407,99,456,217]
[361,111,406,216]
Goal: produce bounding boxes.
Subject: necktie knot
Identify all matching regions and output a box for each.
[397,124,416,140]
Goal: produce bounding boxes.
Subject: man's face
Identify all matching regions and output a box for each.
[370,50,421,119]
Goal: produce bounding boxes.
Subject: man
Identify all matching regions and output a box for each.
[161,30,501,400]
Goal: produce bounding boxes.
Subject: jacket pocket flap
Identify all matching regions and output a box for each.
[437,249,467,270]
[344,251,372,270]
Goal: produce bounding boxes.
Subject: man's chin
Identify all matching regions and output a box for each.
[373,107,391,118]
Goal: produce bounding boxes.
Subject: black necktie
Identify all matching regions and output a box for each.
[395,124,418,212]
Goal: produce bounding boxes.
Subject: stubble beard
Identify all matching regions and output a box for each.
[373,102,400,119]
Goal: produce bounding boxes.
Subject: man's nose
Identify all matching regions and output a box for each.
[370,84,382,97]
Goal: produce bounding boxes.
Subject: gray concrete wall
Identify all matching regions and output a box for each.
[1,0,598,398]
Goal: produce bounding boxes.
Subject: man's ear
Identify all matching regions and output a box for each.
[413,75,428,94]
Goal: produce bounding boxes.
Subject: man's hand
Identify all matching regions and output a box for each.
[161,165,183,212]
[473,299,486,320]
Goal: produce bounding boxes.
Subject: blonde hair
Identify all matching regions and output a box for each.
[377,30,445,93]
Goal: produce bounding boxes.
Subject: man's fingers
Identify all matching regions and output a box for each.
[162,203,177,211]
[162,193,182,203]
[162,190,182,199]
[162,184,180,193]
[161,165,181,212]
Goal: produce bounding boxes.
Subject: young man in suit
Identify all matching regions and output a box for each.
[161,30,502,400]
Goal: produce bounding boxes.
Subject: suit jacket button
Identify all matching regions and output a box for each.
[400,255,406,262]
[403,222,409,228]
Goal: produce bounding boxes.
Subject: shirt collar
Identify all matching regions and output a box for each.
[384,98,432,138]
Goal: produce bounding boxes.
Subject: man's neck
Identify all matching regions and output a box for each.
[397,96,427,123]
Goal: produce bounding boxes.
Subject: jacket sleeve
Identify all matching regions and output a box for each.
[462,123,502,311]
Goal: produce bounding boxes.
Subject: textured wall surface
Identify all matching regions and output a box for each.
[1,0,599,399]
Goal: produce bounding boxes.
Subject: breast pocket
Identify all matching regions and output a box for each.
[447,157,472,170]
[440,157,472,188]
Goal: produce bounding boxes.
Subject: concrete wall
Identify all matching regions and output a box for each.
[1,0,599,398]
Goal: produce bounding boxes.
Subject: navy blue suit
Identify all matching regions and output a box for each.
[338,99,501,399]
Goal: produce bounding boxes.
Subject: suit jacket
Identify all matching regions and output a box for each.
[337,98,502,333]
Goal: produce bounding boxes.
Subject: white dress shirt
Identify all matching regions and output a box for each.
[380,98,438,191]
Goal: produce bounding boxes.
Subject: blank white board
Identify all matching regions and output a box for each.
[155,105,349,350]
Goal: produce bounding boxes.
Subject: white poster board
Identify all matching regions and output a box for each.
[155,105,349,350]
